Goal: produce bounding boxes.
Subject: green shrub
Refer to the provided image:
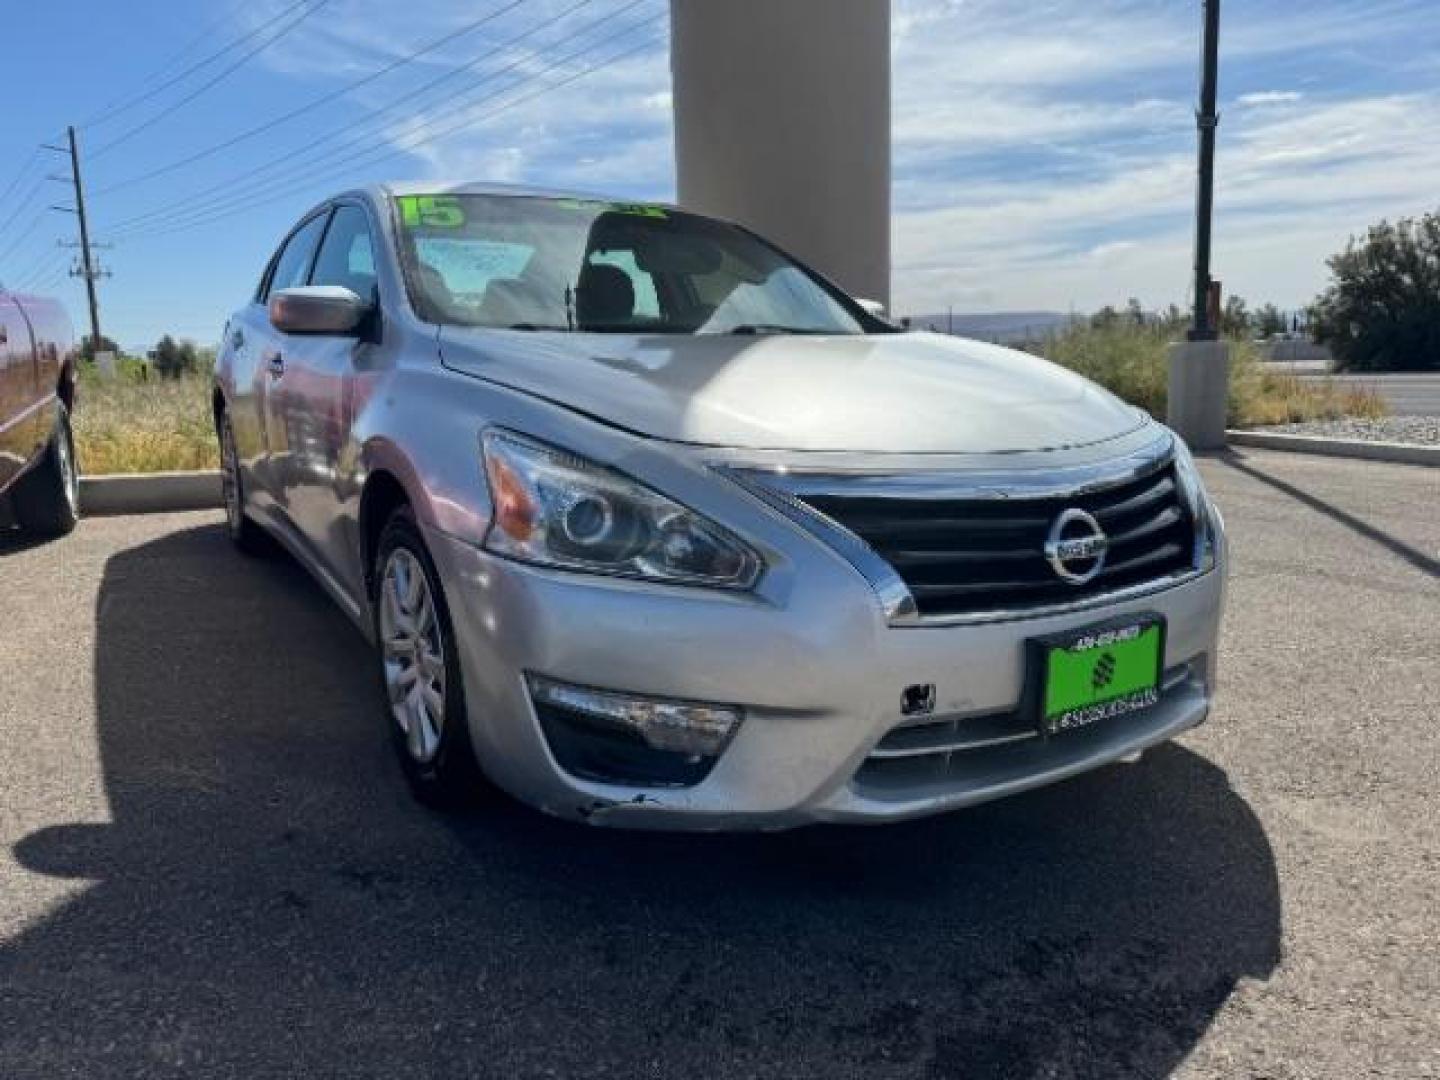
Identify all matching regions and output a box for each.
[1029,322,1386,427]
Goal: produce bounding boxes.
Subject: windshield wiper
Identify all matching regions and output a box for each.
[507,322,572,332]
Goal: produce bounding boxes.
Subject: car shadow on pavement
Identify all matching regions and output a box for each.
[1214,450,1439,579]
[3,524,1281,1079]
[0,526,58,555]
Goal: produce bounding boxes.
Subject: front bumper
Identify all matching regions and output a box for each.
[425,518,1225,831]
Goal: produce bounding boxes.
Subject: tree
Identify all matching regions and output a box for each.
[1255,303,1286,340]
[1310,211,1440,372]
[1090,305,1121,330]
[1220,294,1251,338]
[78,335,120,364]
[150,334,201,379]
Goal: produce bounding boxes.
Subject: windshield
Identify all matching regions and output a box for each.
[392,194,868,335]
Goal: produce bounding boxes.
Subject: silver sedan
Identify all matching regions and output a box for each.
[213,182,1226,829]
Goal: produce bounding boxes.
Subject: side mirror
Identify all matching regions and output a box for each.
[269,286,370,336]
[855,298,888,321]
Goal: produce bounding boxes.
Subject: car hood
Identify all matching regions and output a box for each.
[437,328,1146,454]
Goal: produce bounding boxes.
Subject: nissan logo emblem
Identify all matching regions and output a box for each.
[1044,508,1109,584]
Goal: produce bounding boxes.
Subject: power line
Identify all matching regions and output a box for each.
[117,27,664,244]
[79,0,313,131]
[12,244,58,284]
[0,146,43,208]
[0,213,46,267]
[278,20,666,185]
[30,269,70,295]
[103,9,635,238]
[12,248,65,293]
[113,12,663,242]
[0,175,48,243]
[27,268,68,295]
[94,0,533,197]
[103,0,617,231]
[90,0,333,160]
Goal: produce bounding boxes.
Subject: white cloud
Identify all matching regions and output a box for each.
[1238,90,1304,107]
[236,0,1440,315]
[888,0,1440,314]
[1089,241,1139,261]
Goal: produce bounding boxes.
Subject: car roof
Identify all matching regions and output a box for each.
[346,180,681,210]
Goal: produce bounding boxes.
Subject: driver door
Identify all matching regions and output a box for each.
[275,201,379,599]
[242,210,330,520]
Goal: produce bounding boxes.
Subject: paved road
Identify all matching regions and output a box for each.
[1299,372,1440,417]
[1,449,1436,1078]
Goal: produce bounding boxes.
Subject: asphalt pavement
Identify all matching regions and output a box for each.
[1,448,1436,1079]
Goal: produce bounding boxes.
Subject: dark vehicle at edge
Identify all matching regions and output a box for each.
[0,289,79,537]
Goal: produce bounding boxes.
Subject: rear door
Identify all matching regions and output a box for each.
[234,211,329,519]
[0,294,40,495]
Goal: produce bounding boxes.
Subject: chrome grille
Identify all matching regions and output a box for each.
[791,457,1196,618]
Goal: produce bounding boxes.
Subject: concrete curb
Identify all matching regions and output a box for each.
[1226,430,1440,467]
[80,471,223,516]
[72,432,1438,518]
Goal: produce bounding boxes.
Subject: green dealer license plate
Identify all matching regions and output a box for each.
[1030,615,1166,736]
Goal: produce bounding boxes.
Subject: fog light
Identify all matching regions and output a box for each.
[527,675,743,787]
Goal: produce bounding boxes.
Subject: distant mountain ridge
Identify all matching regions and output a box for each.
[900,311,1076,344]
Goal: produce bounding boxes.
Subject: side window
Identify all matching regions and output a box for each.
[262,213,329,302]
[310,205,378,301]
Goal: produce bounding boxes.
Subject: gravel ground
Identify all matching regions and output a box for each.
[1246,416,1440,445]
[1,449,1437,1079]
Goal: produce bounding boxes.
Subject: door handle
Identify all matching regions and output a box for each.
[265,350,285,377]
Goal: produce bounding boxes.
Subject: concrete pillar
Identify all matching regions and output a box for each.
[1167,340,1231,450]
[670,0,891,307]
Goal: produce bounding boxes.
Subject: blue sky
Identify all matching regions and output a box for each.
[1,0,1437,345]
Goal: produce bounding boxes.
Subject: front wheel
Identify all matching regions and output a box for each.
[373,506,484,808]
[13,401,79,538]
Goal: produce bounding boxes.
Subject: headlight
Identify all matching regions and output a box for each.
[1172,434,1218,572]
[481,430,763,589]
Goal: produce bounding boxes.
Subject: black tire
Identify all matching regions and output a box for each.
[372,505,484,808]
[13,401,79,538]
[217,411,270,555]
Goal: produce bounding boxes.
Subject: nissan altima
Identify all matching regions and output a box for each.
[213,183,1226,829]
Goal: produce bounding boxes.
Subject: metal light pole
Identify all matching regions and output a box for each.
[1188,0,1221,341]
[1167,0,1229,449]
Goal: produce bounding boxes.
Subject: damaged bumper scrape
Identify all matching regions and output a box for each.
[423,508,1225,832]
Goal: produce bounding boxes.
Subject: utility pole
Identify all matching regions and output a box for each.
[1188,0,1221,341]
[43,125,106,353]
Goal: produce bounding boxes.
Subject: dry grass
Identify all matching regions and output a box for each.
[1034,323,1387,427]
[1227,366,1389,426]
[73,369,218,475]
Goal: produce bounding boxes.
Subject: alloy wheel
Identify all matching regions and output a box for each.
[57,419,78,517]
[379,547,447,764]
